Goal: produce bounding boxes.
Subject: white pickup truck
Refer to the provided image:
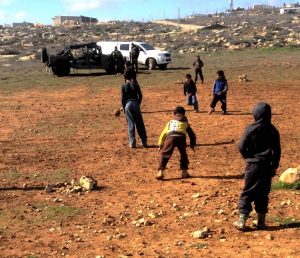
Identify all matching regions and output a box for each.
[97,41,171,70]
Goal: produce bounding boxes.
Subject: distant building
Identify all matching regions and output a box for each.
[280,7,300,14]
[285,3,300,8]
[12,21,34,28]
[253,5,272,10]
[52,15,98,26]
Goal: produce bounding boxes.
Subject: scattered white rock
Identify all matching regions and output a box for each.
[192,193,201,199]
[191,227,210,239]
[279,166,300,184]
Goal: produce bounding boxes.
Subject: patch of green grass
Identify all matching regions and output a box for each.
[33,168,71,184]
[270,216,300,227]
[1,170,22,180]
[41,206,82,221]
[272,181,300,190]
[257,46,300,54]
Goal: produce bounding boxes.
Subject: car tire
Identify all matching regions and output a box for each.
[146,58,156,70]
[52,60,70,76]
[105,56,116,74]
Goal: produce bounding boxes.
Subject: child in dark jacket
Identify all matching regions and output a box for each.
[156,106,196,180]
[233,102,281,231]
[209,70,228,115]
[184,74,199,112]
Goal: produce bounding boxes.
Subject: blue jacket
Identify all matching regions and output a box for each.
[213,79,228,95]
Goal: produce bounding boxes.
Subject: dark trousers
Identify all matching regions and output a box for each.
[187,94,199,111]
[158,135,189,170]
[210,94,227,112]
[115,59,124,73]
[125,101,147,146]
[195,69,203,83]
[239,163,272,215]
[131,57,139,73]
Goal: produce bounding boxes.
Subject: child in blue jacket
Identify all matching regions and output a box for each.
[209,70,228,115]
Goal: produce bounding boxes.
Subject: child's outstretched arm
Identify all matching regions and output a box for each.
[187,126,196,150]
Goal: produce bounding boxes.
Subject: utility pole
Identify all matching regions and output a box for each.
[229,0,233,12]
[177,7,180,29]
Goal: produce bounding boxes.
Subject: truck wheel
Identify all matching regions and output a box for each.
[52,61,70,76]
[158,64,167,70]
[105,57,116,74]
[146,58,156,70]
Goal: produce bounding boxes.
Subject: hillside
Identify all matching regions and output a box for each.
[0,8,299,60]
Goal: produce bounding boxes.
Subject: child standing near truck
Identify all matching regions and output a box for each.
[156,106,196,180]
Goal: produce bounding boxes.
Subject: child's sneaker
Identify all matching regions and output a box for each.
[181,169,191,178]
[156,170,165,180]
[208,109,215,115]
[194,109,199,113]
[233,214,248,231]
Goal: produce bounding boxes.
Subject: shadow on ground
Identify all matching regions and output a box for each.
[161,174,243,181]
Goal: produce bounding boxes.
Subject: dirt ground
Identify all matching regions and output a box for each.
[0,48,299,258]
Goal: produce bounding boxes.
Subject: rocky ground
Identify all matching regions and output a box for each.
[0,8,299,60]
[0,48,299,257]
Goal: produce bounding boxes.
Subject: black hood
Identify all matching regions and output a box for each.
[253,102,272,123]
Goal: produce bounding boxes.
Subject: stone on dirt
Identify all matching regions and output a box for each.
[279,166,300,184]
[191,227,210,239]
[239,74,248,82]
[79,176,97,190]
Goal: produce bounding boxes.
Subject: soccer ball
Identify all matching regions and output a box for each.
[114,109,121,117]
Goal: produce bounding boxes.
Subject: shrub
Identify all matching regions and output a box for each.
[272,181,300,190]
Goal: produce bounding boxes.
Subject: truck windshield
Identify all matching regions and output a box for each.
[140,44,155,50]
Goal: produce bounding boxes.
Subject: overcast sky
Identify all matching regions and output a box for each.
[0,0,285,25]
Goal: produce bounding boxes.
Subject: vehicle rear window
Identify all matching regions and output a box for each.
[120,44,129,51]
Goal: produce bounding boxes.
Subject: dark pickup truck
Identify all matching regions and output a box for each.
[41,42,123,76]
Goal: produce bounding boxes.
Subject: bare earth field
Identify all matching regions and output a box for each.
[0,48,299,258]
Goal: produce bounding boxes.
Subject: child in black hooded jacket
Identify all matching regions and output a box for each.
[234,102,281,231]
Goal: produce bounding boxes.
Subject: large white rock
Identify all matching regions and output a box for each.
[79,176,97,190]
[279,166,300,184]
[18,54,36,61]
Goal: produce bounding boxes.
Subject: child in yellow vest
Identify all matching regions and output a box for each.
[157,106,196,180]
